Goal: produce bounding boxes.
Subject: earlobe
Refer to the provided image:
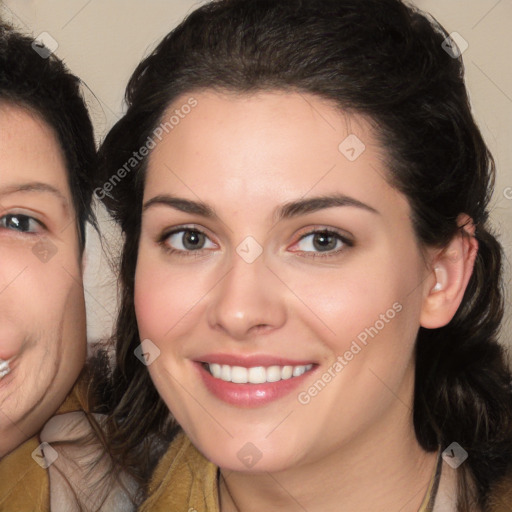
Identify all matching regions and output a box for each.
[420,214,478,329]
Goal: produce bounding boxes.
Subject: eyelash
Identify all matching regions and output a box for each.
[157,226,353,259]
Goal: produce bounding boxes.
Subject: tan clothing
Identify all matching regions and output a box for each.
[139,432,218,512]
[0,388,80,511]
[0,435,49,511]
[0,384,137,511]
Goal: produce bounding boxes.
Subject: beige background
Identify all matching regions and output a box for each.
[1,0,511,350]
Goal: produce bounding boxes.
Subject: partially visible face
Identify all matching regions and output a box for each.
[0,104,86,456]
[135,91,432,472]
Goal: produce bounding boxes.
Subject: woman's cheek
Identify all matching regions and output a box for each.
[134,257,203,341]
[279,264,387,342]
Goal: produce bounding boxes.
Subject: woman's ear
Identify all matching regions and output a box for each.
[420,214,478,329]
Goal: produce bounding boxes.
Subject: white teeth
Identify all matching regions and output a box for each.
[293,365,305,377]
[266,366,281,382]
[0,359,11,379]
[221,364,231,381]
[248,366,266,384]
[281,366,293,380]
[207,363,313,383]
[231,366,248,383]
[210,363,222,379]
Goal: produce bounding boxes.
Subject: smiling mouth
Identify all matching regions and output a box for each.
[202,362,314,384]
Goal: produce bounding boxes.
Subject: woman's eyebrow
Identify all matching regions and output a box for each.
[143,195,215,217]
[143,193,379,221]
[0,181,70,214]
[275,194,379,221]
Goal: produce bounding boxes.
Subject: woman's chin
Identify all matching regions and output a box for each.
[192,437,301,474]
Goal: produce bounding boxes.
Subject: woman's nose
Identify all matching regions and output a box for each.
[206,248,287,341]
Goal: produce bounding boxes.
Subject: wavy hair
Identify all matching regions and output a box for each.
[97,1,512,508]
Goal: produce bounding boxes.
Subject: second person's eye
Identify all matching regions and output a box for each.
[0,213,43,234]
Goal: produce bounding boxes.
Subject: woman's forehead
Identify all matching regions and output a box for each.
[144,90,409,221]
[0,105,70,196]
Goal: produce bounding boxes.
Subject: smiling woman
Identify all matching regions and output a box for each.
[0,38,90,459]
[97,1,512,511]
[0,20,136,512]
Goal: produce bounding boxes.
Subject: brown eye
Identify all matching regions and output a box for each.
[182,230,205,250]
[164,228,215,252]
[311,232,338,251]
[0,214,41,233]
[296,230,348,253]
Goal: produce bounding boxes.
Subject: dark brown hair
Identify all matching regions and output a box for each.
[97,0,512,508]
[0,19,97,249]
[0,19,135,511]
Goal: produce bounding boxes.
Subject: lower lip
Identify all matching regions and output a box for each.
[196,362,316,407]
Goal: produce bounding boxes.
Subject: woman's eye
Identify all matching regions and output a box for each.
[294,231,349,254]
[164,229,216,252]
[0,214,42,233]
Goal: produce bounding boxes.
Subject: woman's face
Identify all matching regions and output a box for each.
[0,105,86,456]
[136,91,434,472]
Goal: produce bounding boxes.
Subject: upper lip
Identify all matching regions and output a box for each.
[197,353,316,367]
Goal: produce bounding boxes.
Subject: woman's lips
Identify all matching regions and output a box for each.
[194,357,317,407]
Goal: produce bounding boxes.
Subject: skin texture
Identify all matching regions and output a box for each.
[0,104,86,457]
[135,91,477,511]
